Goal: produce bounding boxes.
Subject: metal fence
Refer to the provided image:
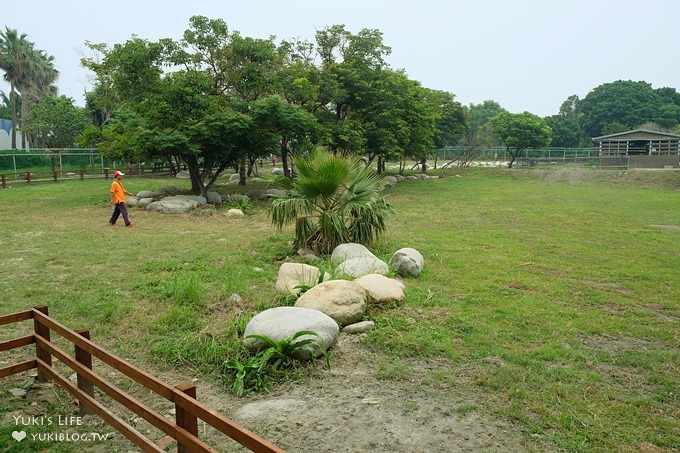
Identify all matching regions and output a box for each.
[435,146,600,160]
[0,149,117,174]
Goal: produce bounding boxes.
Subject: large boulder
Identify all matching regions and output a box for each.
[138,197,153,208]
[354,274,406,305]
[275,263,327,297]
[163,195,207,206]
[243,306,339,359]
[145,200,195,213]
[335,256,389,278]
[136,190,155,199]
[206,191,222,204]
[295,280,367,326]
[390,247,424,277]
[125,196,139,207]
[331,243,375,263]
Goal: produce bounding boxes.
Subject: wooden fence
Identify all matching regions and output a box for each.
[0,306,284,453]
[0,167,174,189]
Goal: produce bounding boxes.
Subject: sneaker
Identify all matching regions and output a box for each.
[127,223,134,227]
[109,223,116,226]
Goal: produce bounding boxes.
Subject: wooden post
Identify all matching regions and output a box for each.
[75,328,94,415]
[104,168,110,179]
[1,174,5,189]
[175,382,198,453]
[80,168,85,181]
[26,172,32,185]
[33,306,52,382]
[53,170,58,183]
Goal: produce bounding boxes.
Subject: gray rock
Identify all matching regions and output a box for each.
[342,320,375,334]
[336,256,389,278]
[206,191,222,204]
[244,307,339,359]
[295,280,367,326]
[138,197,153,208]
[125,196,139,207]
[136,190,155,198]
[390,247,425,277]
[146,200,195,213]
[163,195,207,206]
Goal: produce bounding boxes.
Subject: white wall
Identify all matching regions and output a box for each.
[0,129,25,150]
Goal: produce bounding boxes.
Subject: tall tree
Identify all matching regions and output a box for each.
[0,28,59,149]
[23,95,88,148]
[490,112,552,168]
[464,100,508,149]
[0,28,31,148]
[579,80,659,137]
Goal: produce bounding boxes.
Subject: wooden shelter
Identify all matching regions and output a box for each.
[593,129,680,156]
[593,129,680,168]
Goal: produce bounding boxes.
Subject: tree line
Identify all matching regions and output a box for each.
[3,19,680,190]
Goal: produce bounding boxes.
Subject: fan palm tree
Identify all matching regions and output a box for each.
[0,28,59,148]
[0,27,31,148]
[270,150,391,255]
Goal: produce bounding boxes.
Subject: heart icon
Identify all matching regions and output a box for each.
[12,430,27,442]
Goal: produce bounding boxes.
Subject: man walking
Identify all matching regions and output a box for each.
[109,170,134,227]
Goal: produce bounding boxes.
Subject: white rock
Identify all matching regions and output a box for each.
[336,256,389,278]
[225,208,244,218]
[331,243,375,263]
[342,320,375,334]
[243,307,338,359]
[275,263,325,297]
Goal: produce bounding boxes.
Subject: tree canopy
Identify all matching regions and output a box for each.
[490,112,552,168]
[78,16,466,194]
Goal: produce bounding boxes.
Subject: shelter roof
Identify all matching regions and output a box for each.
[592,129,680,142]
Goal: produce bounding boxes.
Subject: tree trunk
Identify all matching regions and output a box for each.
[376,155,383,175]
[281,137,290,179]
[9,83,16,149]
[186,156,203,194]
[420,157,427,174]
[238,155,246,185]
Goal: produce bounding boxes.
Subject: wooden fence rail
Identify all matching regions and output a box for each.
[0,306,284,453]
[0,167,175,188]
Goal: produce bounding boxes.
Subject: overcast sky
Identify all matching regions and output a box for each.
[3,0,680,117]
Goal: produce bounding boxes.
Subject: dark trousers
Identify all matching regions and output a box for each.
[109,202,131,226]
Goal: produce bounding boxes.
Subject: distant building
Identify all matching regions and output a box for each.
[593,129,680,168]
[0,118,25,149]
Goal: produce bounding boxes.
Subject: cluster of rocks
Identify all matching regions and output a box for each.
[125,169,439,214]
[125,185,288,214]
[243,243,424,359]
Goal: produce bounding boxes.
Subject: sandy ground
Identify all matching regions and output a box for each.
[2,332,551,452]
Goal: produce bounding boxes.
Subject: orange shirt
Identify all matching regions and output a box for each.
[110,180,127,204]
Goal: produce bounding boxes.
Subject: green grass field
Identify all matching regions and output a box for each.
[1,167,678,452]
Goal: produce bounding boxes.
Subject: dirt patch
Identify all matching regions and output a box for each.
[1,334,548,452]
